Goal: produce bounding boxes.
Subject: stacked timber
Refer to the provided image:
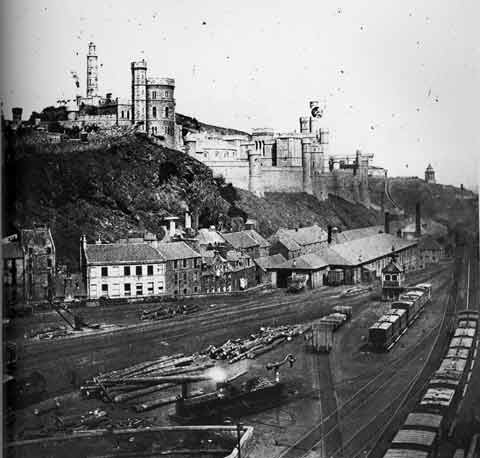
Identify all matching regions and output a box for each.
[81,353,214,411]
[203,324,309,363]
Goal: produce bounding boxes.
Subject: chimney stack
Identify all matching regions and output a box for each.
[164,216,179,238]
[185,211,192,230]
[327,225,332,244]
[384,212,390,234]
[415,203,421,237]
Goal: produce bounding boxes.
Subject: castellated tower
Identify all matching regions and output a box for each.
[248,145,264,197]
[86,42,99,97]
[146,77,176,148]
[301,137,313,194]
[131,60,148,132]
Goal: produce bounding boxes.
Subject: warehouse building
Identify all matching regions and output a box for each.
[268,232,418,288]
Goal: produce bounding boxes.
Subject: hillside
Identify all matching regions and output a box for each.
[175,113,250,136]
[233,190,383,237]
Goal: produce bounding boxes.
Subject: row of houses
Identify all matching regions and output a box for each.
[3,215,446,304]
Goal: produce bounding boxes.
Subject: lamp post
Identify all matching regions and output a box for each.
[224,417,242,458]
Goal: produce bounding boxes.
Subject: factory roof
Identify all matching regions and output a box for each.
[2,241,23,259]
[273,225,328,248]
[327,233,417,266]
[334,225,384,244]
[254,254,287,271]
[85,243,165,265]
[272,252,329,271]
[155,242,201,260]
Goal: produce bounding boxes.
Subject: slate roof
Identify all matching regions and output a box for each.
[195,228,226,246]
[273,225,328,249]
[334,226,384,244]
[254,254,287,271]
[272,252,329,271]
[85,243,165,265]
[222,231,258,249]
[275,235,302,252]
[2,241,23,259]
[328,233,417,266]
[243,230,270,248]
[382,260,404,274]
[155,242,201,260]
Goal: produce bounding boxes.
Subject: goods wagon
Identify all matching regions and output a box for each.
[383,448,430,458]
[419,388,456,413]
[454,328,476,339]
[411,283,433,299]
[332,305,352,319]
[446,347,470,360]
[391,428,437,452]
[369,321,394,350]
[449,337,474,350]
[389,308,408,331]
[457,320,477,329]
[379,314,402,339]
[392,300,417,325]
[403,412,444,434]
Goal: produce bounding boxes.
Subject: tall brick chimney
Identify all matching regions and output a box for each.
[384,212,390,234]
[415,203,421,237]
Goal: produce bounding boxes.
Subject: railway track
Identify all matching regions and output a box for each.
[276,273,453,458]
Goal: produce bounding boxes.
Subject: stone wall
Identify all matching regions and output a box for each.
[261,166,304,192]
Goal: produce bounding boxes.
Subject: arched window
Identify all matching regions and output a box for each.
[121,111,124,119]
[152,107,157,118]
[152,91,157,99]
[127,111,130,119]
[164,107,169,118]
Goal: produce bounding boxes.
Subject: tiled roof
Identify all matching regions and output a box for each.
[254,254,287,271]
[195,228,226,246]
[273,225,328,248]
[328,233,417,266]
[334,226,384,244]
[272,252,329,271]
[85,243,165,265]
[243,230,270,248]
[155,241,201,260]
[2,241,23,259]
[222,231,258,249]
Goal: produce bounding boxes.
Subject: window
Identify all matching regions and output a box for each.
[124,266,131,276]
[194,286,198,293]
[101,284,108,295]
[164,90,169,97]
[173,260,178,269]
[164,107,169,118]
[152,91,157,99]
[392,275,397,281]
[127,111,130,119]
[174,290,178,295]
[384,274,390,281]
[183,288,187,295]
[183,259,187,268]
[136,266,142,276]
[124,283,131,296]
[195,258,200,268]
[152,107,157,118]
[147,265,153,276]
[147,282,154,295]
[47,258,52,268]
[101,267,108,277]
[174,273,178,283]
[183,272,187,282]
[136,283,143,296]
[158,282,164,292]
[121,111,124,119]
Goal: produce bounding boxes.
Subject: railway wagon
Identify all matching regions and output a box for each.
[392,300,418,325]
[379,314,403,339]
[457,319,478,329]
[388,308,408,331]
[391,428,438,454]
[411,283,433,300]
[418,388,457,414]
[457,310,479,321]
[383,448,430,458]
[449,337,474,350]
[399,290,427,313]
[454,328,476,339]
[369,321,394,350]
[403,412,444,436]
[428,375,461,391]
[446,347,470,360]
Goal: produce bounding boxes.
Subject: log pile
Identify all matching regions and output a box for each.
[81,354,214,411]
[203,324,310,363]
[140,303,200,321]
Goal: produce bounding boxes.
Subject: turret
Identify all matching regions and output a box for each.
[146,76,176,146]
[302,137,313,194]
[86,42,98,97]
[131,59,148,132]
[248,145,263,197]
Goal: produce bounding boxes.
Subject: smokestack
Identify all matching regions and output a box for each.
[185,211,192,230]
[328,225,332,244]
[384,212,390,234]
[415,203,421,237]
[164,217,179,238]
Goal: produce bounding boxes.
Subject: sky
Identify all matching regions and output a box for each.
[1,0,479,188]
